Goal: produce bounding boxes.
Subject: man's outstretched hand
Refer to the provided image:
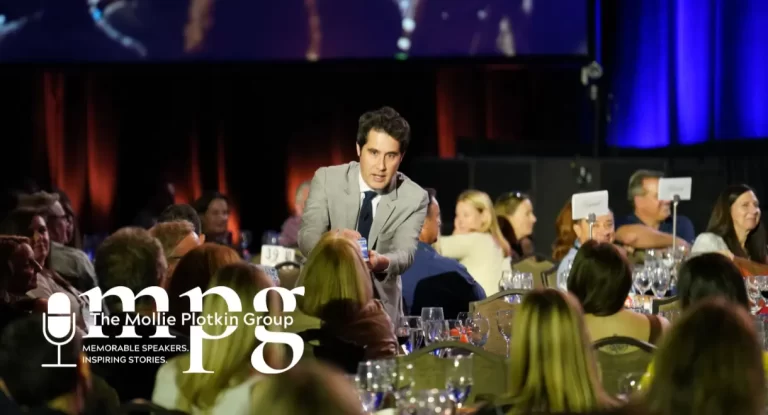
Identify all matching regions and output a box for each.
[368,250,390,273]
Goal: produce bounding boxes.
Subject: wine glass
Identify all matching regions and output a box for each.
[424,319,449,346]
[466,316,490,348]
[500,270,514,290]
[446,355,474,408]
[649,266,670,299]
[421,307,444,322]
[395,362,415,399]
[746,275,763,314]
[456,312,470,322]
[557,260,572,291]
[633,265,652,295]
[398,316,424,354]
[356,361,393,411]
[519,272,534,290]
[445,319,464,342]
[496,310,514,358]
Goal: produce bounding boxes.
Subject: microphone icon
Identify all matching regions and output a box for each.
[41,293,77,367]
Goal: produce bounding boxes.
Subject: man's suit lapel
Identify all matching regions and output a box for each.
[369,178,399,249]
[343,163,362,230]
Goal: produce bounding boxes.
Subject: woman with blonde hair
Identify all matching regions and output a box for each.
[152,262,280,414]
[501,289,615,414]
[437,190,510,295]
[166,243,241,335]
[495,191,537,260]
[296,232,397,362]
[251,360,365,415]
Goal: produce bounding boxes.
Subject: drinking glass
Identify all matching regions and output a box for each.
[500,270,514,290]
[356,361,393,411]
[649,266,670,298]
[445,319,464,342]
[424,319,449,346]
[633,266,652,295]
[496,310,514,358]
[395,362,415,398]
[421,307,444,322]
[466,316,490,348]
[756,275,768,302]
[446,355,474,408]
[557,260,572,291]
[746,275,763,314]
[398,316,424,354]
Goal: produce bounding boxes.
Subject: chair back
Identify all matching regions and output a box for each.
[298,328,365,374]
[469,289,527,356]
[592,336,656,396]
[510,257,554,290]
[541,264,559,288]
[400,341,508,404]
[275,261,302,288]
[651,296,680,315]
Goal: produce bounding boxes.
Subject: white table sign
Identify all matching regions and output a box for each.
[260,245,295,267]
[658,177,692,201]
[571,190,610,220]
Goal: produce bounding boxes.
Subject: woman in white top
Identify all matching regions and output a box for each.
[691,184,767,263]
[436,190,511,295]
[152,262,281,414]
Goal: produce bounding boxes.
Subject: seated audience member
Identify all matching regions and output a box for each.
[402,188,486,317]
[251,361,365,415]
[158,203,202,235]
[0,314,95,415]
[568,241,669,344]
[193,192,232,246]
[641,252,768,387]
[0,208,89,330]
[615,169,694,248]
[692,184,767,264]
[296,232,397,364]
[553,200,616,277]
[437,190,510,295]
[495,191,537,260]
[642,298,765,415]
[0,235,45,333]
[150,220,202,283]
[500,289,616,414]
[166,243,241,335]
[89,227,189,402]
[52,188,83,249]
[0,0,144,61]
[278,180,310,248]
[17,192,96,291]
[153,263,278,414]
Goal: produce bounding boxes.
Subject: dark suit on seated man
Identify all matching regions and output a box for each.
[615,170,695,249]
[299,107,429,322]
[402,188,486,317]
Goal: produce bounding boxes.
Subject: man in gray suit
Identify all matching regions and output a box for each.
[298,106,429,322]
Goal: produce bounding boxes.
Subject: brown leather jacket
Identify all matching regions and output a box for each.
[323,299,399,360]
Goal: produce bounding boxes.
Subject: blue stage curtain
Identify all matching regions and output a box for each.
[607,0,768,148]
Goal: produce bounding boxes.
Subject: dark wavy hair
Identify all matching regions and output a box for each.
[567,240,632,316]
[356,107,411,154]
[706,184,767,262]
[676,252,749,310]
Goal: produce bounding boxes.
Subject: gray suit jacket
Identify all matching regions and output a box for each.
[298,161,429,321]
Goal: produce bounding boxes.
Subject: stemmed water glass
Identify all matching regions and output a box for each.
[421,307,444,322]
[466,316,490,348]
[398,316,424,354]
[649,266,670,299]
[424,319,449,346]
[557,260,572,291]
[633,266,652,296]
[446,355,474,408]
[356,361,393,411]
[496,310,514,358]
[445,319,464,342]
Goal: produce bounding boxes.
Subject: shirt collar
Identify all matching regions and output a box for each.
[358,172,393,195]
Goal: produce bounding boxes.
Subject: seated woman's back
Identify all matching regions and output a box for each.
[568,240,668,345]
[152,263,280,414]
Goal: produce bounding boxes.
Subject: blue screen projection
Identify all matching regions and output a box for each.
[0,0,589,61]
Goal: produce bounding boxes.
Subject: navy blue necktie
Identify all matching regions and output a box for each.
[357,191,377,241]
